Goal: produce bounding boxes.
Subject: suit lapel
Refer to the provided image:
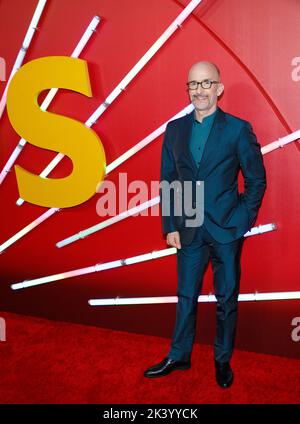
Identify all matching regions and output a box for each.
[196,107,227,177]
[180,112,199,175]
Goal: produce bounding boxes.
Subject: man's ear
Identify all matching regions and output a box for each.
[217,83,224,96]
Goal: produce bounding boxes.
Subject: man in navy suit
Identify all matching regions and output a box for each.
[144,61,266,388]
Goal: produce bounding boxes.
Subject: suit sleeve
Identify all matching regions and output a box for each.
[237,121,267,227]
[160,123,179,235]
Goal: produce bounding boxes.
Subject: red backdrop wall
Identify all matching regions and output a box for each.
[0,0,299,358]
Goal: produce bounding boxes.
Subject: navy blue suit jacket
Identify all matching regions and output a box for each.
[160,107,266,244]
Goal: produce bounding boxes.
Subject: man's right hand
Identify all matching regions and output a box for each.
[166,231,181,249]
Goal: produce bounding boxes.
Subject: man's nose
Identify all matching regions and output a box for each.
[196,83,204,94]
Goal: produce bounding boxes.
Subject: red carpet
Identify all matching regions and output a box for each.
[0,311,299,404]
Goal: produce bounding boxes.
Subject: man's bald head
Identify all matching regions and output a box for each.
[188,61,221,82]
[187,61,224,121]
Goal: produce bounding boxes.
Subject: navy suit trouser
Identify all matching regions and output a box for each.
[168,224,244,363]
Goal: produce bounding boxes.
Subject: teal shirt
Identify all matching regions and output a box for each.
[189,108,217,167]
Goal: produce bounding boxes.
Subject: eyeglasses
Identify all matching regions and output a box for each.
[187,80,219,90]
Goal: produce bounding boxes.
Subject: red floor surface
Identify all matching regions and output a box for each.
[0,311,299,404]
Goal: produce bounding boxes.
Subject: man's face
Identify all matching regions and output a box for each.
[188,64,224,115]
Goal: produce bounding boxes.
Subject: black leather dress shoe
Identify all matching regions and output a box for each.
[144,357,191,378]
[215,360,233,388]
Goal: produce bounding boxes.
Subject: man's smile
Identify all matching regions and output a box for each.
[193,95,208,100]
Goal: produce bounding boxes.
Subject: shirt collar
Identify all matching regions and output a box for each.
[193,107,218,125]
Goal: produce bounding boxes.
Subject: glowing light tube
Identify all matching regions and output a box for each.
[56,196,161,248]
[10,222,276,289]
[261,129,300,155]
[106,104,194,174]
[0,15,101,187]
[16,0,203,201]
[0,0,48,120]
[88,291,300,306]
[0,208,60,254]
[244,223,277,237]
[85,0,202,127]
[10,248,177,290]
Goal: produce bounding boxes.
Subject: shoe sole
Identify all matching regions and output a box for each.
[144,364,191,378]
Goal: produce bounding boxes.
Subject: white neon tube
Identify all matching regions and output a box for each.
[244,223,276,237]
[0,15,101,187]
[85,0,202,127]
[106,104,194,174]
[10,221,277,289]
[40,15,100,112]
[0,0,48,120]
[56,196,161,248]
[0,208,59,254]
[10,248,177,290]
[261,129,300,155]
[15,0,203,202]
[88,291,300,306]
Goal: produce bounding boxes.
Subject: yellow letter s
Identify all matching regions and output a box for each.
[7,56,106,208]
